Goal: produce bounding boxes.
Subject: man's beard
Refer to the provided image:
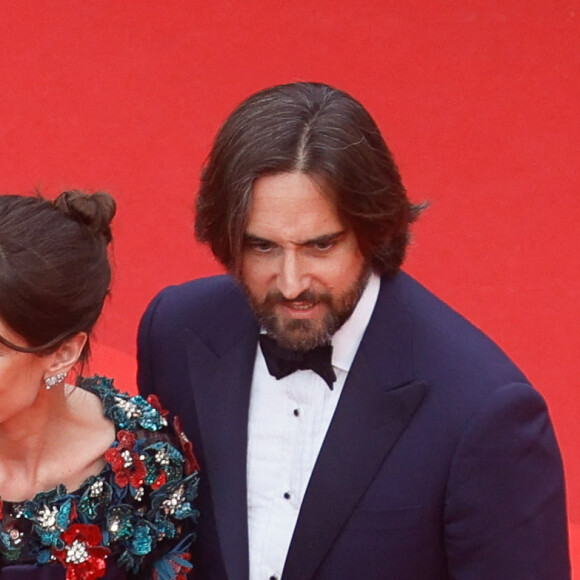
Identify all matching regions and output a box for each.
[243,264,371,351]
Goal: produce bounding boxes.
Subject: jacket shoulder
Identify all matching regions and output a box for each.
[140,274,255,340]
[150,274,244,311]
[377,272,528,386]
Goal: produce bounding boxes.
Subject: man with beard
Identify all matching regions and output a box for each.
[137,82,569,580]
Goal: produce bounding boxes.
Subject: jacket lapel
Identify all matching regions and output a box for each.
[282,370,426,579]
[186,325,259,580]
[282,275,427,580]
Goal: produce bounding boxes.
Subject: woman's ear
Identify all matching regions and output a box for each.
[44,333,88,380]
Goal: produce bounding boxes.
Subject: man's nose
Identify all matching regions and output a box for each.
[276,251,311,299]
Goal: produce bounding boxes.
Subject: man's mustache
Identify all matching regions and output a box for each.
[263,290,332,307]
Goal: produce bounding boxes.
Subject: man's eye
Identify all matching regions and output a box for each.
[250,241,273,252]
[311,241,334,251]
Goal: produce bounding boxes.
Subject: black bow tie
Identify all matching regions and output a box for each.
[259,334,337,390]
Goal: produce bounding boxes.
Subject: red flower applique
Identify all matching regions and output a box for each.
[173,416,200,475]
[104,430,147,488]
[146,394,170,419]
[52,523,111,580]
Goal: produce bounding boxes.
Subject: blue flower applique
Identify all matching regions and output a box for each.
[22,492,73,548]
[81,375,169,432]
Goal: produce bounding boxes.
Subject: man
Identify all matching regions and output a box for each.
[137,82,569,579]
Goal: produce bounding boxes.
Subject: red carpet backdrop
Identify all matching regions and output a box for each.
[1,0,578,571]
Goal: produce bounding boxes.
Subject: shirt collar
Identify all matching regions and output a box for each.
[331,271,380,373]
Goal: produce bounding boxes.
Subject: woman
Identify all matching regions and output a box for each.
[0,191,198,579]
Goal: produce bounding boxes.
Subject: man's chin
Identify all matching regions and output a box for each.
[267,317,332,351]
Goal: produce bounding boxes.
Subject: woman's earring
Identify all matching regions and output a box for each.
[45,372,67,390]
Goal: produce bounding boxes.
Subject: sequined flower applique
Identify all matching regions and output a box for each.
[152,537,193,580]
[143,441,188,490]
[104,430,148,492]
[0,510,25,562]
[52,523,111,580]
[173,415,200,475]
[149,475,199,541]
[78,478,114,521]
[23,493,74,548]
[81,375,168,432]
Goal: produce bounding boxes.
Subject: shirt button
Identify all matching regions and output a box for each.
[269,576,278,580]
[283,492,291,500]
[293,408,300,417]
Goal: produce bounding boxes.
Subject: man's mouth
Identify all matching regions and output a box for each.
[279,300,321,318]
[286,301,315,310]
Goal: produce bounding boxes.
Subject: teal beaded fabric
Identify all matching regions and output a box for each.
[0,376,199,580]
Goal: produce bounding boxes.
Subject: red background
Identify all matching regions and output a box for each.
[1,0,578,569]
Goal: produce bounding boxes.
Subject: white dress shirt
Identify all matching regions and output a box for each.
[246,273,381,580]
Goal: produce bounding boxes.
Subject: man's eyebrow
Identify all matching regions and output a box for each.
[243,230,346,246]
[301,231,346,246]
[243,233,272,244]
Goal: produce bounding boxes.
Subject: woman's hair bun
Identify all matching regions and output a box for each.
[53,190,116,243]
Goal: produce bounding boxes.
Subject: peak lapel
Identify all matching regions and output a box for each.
[186,327,258,580]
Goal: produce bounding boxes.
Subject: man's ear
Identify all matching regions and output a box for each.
[44,333,88,379]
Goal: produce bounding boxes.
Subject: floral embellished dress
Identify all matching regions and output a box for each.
[0,376,199,580]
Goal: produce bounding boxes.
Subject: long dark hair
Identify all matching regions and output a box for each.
[0,190,116,360]
[195,82,424,276]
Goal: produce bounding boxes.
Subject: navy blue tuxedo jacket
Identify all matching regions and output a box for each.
[137,272,570,579]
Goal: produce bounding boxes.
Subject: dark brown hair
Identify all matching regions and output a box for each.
[195,81,423,276]
[0,190,116,360]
